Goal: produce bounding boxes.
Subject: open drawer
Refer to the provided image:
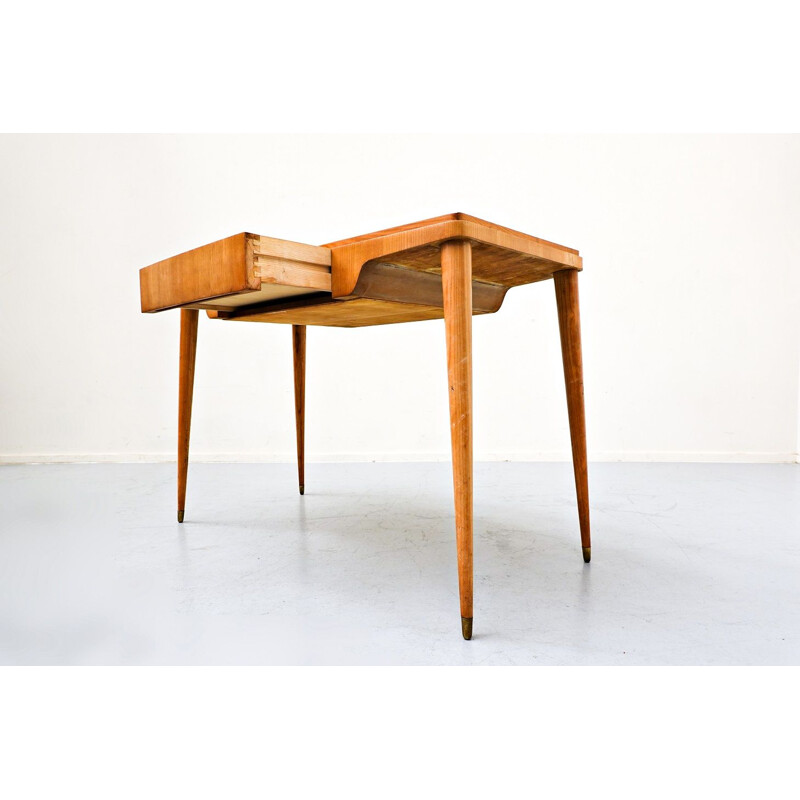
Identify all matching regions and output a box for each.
[139,215,581,327]
[139,232,332,313]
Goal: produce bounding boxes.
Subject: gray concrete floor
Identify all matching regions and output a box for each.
[0,462,798,665]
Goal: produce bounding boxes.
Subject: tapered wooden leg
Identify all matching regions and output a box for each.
[441,240,474,640]
[177,309,199,523]
[293,325,306,495]
[554,270,591,562]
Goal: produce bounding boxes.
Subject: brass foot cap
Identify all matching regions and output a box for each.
[177,510,184,523]
[461,617,473,640]
[299,485,305,495]
[583,546,591,563]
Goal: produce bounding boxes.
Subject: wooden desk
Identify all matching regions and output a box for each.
[140,213,590,639]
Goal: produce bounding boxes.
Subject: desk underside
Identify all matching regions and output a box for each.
[139,214,581,327]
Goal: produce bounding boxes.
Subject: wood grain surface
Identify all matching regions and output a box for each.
[141,215,590,637]
[293,325,306,495]
[139,214,580,327]
[326,212,581,298]
[554,269,591,562]
[441,240,474,639]
[177,309,198,523]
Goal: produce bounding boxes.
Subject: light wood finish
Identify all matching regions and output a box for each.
[213,296,499,328]
[325,212,578,252]
[139,214,590,638]
[194,283,320,312]
[293,325,306,495]
[138,214,579,325]
[325,212,581,299]
[207,260,508,327]
[554,270,591,562]
[253,235,331,291]
[141,233,256,313]
[140,233,331,313]
[342,261,507,311]
[177,309,199,523]
[441,240,474,640]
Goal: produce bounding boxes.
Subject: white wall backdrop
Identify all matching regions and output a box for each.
[1,134,798,463]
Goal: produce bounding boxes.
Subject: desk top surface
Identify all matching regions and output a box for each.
[323,212,579,254]
[140,213,581,327]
